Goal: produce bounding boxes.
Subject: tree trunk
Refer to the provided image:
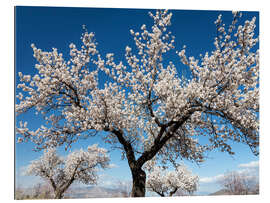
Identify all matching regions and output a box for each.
[169,188,178,196]
[110,129,146,197]
[54,190,63,199]
[130,167,146,197]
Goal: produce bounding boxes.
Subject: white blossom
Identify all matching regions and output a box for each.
[26,145,110,198]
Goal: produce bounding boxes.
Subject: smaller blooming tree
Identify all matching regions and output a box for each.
[26,144,110,199]
[145,161,198,197]
[218,170,259,195]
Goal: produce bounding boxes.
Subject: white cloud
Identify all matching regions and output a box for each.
[199,160,259,185]
[108,163,119,168]
[199,174,224,184]
[238,160,259,169]
[18,165,28,176]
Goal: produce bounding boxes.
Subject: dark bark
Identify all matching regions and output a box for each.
[53,179,74,199]
[54,190,64,199]
[156,191,165,197]
[169,188,178,197]
[110,129,137,167]
[110,129,145,197]
[130,167,146,197]
[159,193,165,197]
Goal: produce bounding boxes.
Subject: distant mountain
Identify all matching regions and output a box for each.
[67,186,230,198]
[65,186,128,198]
[209,189,231,196]
[194,191,210,196]
[67,186,216,198]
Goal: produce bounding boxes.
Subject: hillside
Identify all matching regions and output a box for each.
[209,189,231,196]
[65,186,128,198]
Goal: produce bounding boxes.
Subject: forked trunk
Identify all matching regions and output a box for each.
[54,180,73,199]
[130,167,146,197]
[169,188,178,196]
[54,190,63,199]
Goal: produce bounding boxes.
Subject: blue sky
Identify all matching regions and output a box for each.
[15,6,259,195]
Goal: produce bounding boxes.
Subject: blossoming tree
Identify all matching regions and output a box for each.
[26,144,110,199]
[146,163,198,196]
[218,170,259,195]
[16,9,259,197]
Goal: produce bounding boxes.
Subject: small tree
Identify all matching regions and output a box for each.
[218,170,259,195]
[16,9,259,197]
[26,144,110,199]
[146,163,198,197]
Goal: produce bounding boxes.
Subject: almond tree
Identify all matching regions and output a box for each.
[16,10,259,197]
[26,144,110,199]
[218,170,259,195]
[146,164,198,197]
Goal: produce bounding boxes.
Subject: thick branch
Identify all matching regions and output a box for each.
[48,177,57,192]
[61,80,83,109]
[137,107,198,167]
[110,129,137,169]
